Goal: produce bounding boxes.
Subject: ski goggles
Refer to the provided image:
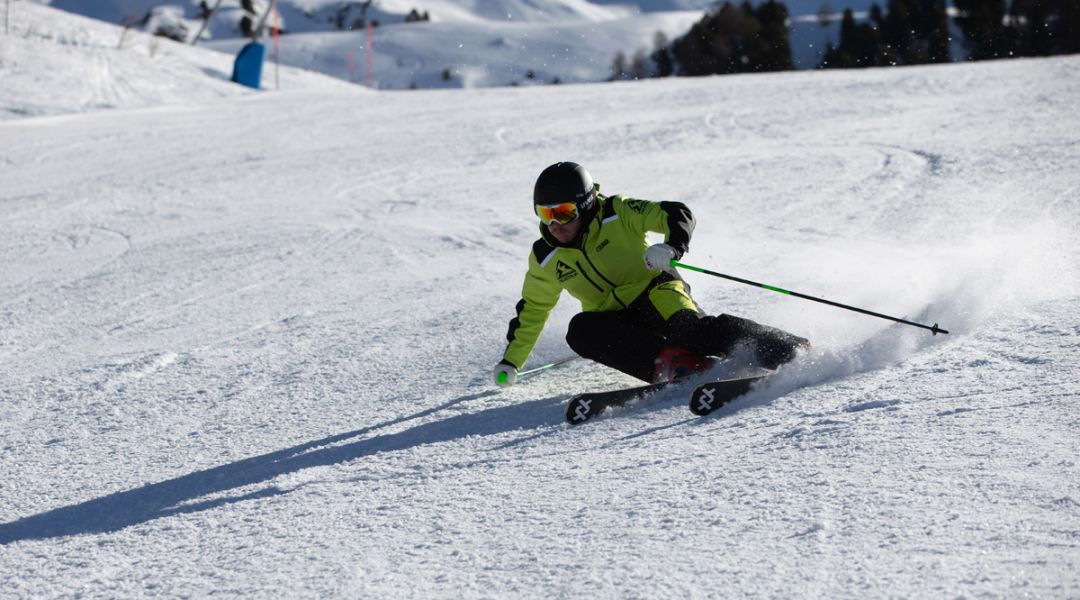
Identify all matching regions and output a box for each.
[535,202,579,225]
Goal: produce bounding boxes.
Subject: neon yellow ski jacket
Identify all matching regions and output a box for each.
[501,191,697,369]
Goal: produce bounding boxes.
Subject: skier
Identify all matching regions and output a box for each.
[494,162,809,387]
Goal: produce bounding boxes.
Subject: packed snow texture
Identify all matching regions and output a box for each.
[2,5,1079,598]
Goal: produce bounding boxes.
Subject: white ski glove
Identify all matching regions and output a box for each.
[643,243,678,272]
[493,361,518,387]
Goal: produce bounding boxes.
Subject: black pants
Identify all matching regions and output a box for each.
[565,292,808,382]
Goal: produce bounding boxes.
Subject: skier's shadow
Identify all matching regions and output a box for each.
[0,391,565,545]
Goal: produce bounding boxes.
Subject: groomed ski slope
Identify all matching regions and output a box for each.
[2,27,1079,597]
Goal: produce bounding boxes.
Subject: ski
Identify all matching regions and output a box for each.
[565,373,772,425]
[565,380,676,425]
[688,375,768,416]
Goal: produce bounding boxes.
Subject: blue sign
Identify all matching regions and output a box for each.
[231,42,266,89]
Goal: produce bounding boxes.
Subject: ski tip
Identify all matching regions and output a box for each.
[565,396,600,425]
[689,376,767,417]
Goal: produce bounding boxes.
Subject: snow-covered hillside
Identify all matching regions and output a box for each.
[0,2,350,120]
[207,10,705,88]
[40,0,880,88]
[46,0,708,33]
[2,10,1079,595]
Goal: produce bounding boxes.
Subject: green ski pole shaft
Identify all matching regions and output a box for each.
[518,355,578,378]
[672,261,948,335]
[499,355,579,385]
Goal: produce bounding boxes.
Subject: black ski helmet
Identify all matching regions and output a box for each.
[533,162,596,214]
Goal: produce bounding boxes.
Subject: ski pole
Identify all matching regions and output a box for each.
[503,355,579,385]
[672,261,948,335]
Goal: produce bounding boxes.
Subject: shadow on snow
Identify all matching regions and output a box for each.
[0,390,566,545]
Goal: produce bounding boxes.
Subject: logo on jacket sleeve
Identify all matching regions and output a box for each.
[555,260,578,282]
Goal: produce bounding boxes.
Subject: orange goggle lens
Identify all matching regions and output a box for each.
[535,202,579,225]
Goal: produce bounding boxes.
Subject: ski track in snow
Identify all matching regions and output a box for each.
[1,10,1079,597]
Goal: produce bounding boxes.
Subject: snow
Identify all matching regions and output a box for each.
[39,0,920,89]
[0,2,351,120]
[207,11,704,88]
[2,3,1080,598]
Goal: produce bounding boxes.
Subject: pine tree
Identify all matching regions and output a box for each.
[670,1,793,76]
[919,0,951,63]
[1012,0,1080,56]
[630,50,651,79]
[1059,0,1080,54]
[651,31,674,77]
[953,0,1011,60]
[879,0,949,64]
[672,2,758,76]
[820,8,886,68]
[869,3,885,28]
[754,0,794,71]
[880,0,914,64]
[610,51,629,81]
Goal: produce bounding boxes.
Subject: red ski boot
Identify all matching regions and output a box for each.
[653,345,712,383]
